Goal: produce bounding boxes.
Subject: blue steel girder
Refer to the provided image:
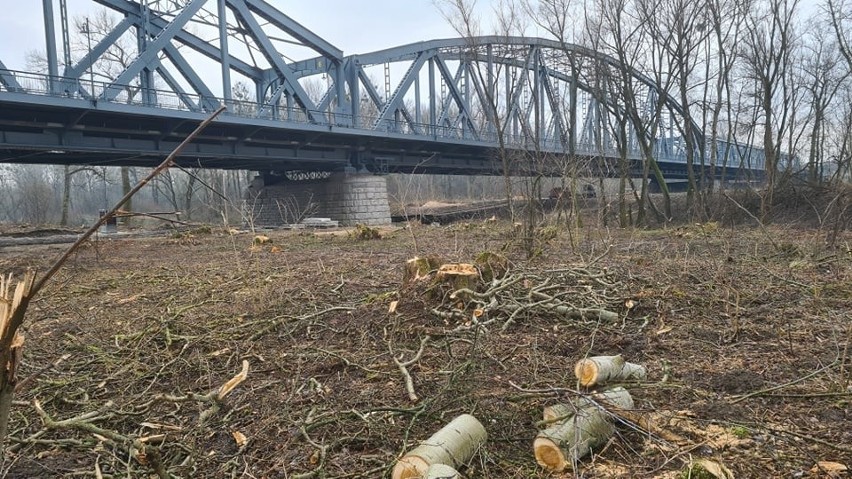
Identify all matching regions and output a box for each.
[355,65,386,116]
[0,60,23,91]
[373,52,429,133]
[434,61,465,129]
[92,0,262,79]
[437,59,480,138]
[153,60,200,111]
[358,36,705,155]
[227,0,320,122]
[241,0,342,61]
[87,0,347,118]
[99,0,209,102]
[161,44,220,111]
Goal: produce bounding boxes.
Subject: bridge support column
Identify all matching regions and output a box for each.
[244,170,391,227]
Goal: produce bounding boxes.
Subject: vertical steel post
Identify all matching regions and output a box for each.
[59,0,71,73]
[42,0,60,92]
[349,62,360,128]
[83,18,95,98]
[429,58,436,136]
[137,1,154,106]
[462,62,469,138]
[569,63,577,156]
[486,43,494,135]
[414,73,421,125]
[533,48,540,148]
[335,62,345,121]
[218,0,232,101]
[507,65,514,138]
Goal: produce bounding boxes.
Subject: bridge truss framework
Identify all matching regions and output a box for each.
[0,0,766,179]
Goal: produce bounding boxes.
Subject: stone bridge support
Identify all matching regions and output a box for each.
[244,170,391,227]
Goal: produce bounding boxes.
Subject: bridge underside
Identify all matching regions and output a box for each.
[0,97,486,174]
[0,96,752,183]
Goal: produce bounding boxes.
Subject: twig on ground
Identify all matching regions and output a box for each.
[389,336,430,402]
[731,359,839,404]
[250,307,355,341]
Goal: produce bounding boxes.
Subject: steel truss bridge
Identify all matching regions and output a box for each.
[0,0,767,180]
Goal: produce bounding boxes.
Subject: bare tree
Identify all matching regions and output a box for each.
[801,18,850,182]
[590,0,676,223]
[705,0,749,200]
[739,0,801,221]
[638,0,711,218]
[827,0,852,71]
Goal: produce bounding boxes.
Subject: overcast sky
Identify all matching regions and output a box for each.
[0,0,490,71]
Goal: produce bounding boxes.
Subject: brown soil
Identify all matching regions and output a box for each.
[0,222,850,478]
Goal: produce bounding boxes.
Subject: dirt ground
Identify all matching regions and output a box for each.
[0,220,850,478]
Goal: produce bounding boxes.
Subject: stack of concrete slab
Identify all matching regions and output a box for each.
[300,218,339,228]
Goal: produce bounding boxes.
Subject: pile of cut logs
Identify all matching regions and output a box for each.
[392,355,647,477]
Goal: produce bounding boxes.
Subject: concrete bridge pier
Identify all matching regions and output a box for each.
[244,169,392,227]
[649,177,690,194]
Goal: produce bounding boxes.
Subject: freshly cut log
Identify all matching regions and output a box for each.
[392,414,487,479]
[542,394,624,424]
[574,355,646,387]
[425,463,461,478]
[534,387,633,472]
[542,403,575,423]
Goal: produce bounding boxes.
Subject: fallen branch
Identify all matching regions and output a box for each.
[33,400,170,479]
[154,359,249,424]
[390,336,430,402]
[414,264,621,333]
[249,306,355,341]
[730,359,839,404]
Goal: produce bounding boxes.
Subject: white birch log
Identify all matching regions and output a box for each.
[534,387,633,472]
[425,463,461,478]
[574,355,646,387]
[542,403,575,423]
[392,414,487,479]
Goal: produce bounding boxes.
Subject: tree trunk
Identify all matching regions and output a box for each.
[0,271,35,453]
[533,387,633,472]
[574,355,647,387]
[60,165,72,227]
[121,167,132,226]
[392,414,487,479]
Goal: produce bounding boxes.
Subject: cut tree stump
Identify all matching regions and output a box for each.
[403,256,444,286]
[392,413,487,479]
[574,355,646,387]
[474,251,508,282]
[435,264,479,292]
[425,463,461,478]
[534,387,634,472]
[436,264,479,288]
